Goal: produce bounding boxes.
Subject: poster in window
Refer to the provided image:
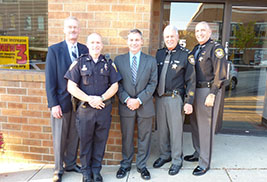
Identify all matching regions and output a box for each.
[38,16,44,30]
[9,14,16,30]
[24,16,31,30]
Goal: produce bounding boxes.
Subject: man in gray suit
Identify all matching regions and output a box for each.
[114,29,157,180]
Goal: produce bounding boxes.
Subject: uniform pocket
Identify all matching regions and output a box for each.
[81,70,92,85]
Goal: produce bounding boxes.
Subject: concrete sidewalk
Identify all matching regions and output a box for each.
[1,132,267,182]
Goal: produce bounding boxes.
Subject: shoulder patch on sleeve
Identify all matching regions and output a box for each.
[188,55,195,65]
[215,48,225,59]
[189,91,194,96]
[112,62,118,72]
[69,60,78,71]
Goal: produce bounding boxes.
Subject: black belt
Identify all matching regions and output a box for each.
[161,90,180,97]
[79,99,111,109]
[196,81,213,88]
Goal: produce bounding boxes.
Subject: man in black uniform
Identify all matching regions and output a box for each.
[153,25,196,176]
[184,21,227,176]
[64,33,121,182]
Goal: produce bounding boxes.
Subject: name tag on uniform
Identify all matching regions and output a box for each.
[174,60,180,64]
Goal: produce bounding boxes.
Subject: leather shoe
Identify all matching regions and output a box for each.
[82,175,93,182]
[52,173,62,182]
[153,157,172,168]
[65,165,82,173]
[168,164,181,175]
[116,167,131,179]
[192,166,209,176]
[184,154,199,162]
[93,173,103,182]
[137,167,151,180]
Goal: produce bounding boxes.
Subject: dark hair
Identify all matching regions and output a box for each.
[128,29,143,37]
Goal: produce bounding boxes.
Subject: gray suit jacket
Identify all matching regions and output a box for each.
[114,52,158,118]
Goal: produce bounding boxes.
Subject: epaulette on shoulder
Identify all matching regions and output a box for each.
[214,41,223,48]
[179,46,190,53]
[79,53,89,58]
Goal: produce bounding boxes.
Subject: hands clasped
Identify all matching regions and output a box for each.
[87,96,105,109]
[126,98,140,111]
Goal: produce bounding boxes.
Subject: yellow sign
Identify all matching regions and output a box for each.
[0,36,29,70]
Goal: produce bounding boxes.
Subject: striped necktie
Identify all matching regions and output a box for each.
[71,45,78,62]
[131,55,138,84]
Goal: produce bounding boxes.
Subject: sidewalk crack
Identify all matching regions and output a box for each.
[26,164,45,182]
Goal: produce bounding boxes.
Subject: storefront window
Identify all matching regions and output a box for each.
[0,0,47,70]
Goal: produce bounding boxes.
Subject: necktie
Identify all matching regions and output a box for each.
[157,50,171,96]
[131,55,138,84]
[194,45,201,60]
[71,45,78,62]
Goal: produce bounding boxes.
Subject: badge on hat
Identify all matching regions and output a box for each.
[215,48,225,59]
[188,55,195,65]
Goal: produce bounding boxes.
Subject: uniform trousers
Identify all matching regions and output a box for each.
[190,88,222,169]
[120,115,152,169]
[51,110,79,175]
[76,104,112,176]
[156,95,184,166]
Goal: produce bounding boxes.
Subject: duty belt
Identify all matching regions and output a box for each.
[79,99,112,109]
[161,90,180,98]
[196,81,213,88]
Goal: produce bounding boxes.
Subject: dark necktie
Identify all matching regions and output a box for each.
[131,55,138,84]
[157,50,171,96]
[194,45,201,60]
[71,45,77,62]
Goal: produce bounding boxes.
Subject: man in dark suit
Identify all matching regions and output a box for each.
[45,16,88,182]
[114,29,158,180]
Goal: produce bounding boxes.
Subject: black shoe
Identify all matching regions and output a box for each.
[52,173,62,182]
[92,173,103,182]
[168,164,181,176]
[153,157,172,168]
[116,167,131,179]
[65,165,82,173]
[192,166,209,176]
[82,175,93,182]
[137,167,151,180]
[184,154,199,162]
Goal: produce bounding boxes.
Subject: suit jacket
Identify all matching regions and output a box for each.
[45,40,88,113]
[114,52,158,118]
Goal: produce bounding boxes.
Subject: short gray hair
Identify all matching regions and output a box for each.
[64,16,79,27]
[163,25,178,36]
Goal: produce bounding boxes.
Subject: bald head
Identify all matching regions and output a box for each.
[195,21,212,45]
[87,33,103,59]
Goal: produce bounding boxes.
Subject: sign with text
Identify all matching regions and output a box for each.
[0,36,29,70]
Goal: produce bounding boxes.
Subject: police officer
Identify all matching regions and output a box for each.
[153,25,196,176]
[184,21,227,176]
[64,33,121,182]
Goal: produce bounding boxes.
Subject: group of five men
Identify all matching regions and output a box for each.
[45,16,227,182]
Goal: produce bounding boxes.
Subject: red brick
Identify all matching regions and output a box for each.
[106,138,114,145]
[30,133,50,140]
[107,145,121,152]
[43,111,51,119]
[22,96,41,103]
[43,155,54,162]
[108,130,121,138]
[48,12,70,19]
[95,12,118,21]
[2,123,21,130]
[0,116,7,122]
[103,152,113,159]
[136,22,149,29]
[28,89,46,96]
[28,104,49,111]
[112,5,135,12]
[28,118,50,125]
[0,88,6,93]
[114,153,123,160]
[30,146,49,154]
[118,13,142,21]
[48,3,63,11]
[88,21,111,29]
[71,12,94,20]
[22,153,42,160]
[136,5,150,12]
[23,139,41,146]
[4,137,22,144]
[115,138,122,145]
[7,145,29,152]
[0,95,21,102]
[87,5,110,11]
[64,4,86,11]
[21,110,42,117]
[0,101,6,108]
[21,82,42,89]
[7,88,26,95]
[22,125,42,132]
[8,117,28,124]
[43,126,52,133]
[119,0,143,3]
[42,140,53,147]
[106,160,120,165]
[8,131,29,138]
[0,81,20,87]
[8,103,27,109]
[95,0,117,3]
[1,109,22,116]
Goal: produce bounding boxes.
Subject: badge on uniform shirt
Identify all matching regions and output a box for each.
[215,48,225,59]
[81,64,87,71]
[198,57,204,62]
[104,63,108,71]
[69,60,78,71]
[112,62,118,72]
[188,55,195,65]
[100,68,104,74]
[172,64,178,69]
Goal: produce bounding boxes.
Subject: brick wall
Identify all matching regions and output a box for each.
[0,0,162,164]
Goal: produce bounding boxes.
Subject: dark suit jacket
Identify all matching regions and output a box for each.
[45,40,88,113]
[114,52,158,118]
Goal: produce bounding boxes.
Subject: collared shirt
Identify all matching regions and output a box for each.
[66,40,79,60]
[129,51,141,70]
